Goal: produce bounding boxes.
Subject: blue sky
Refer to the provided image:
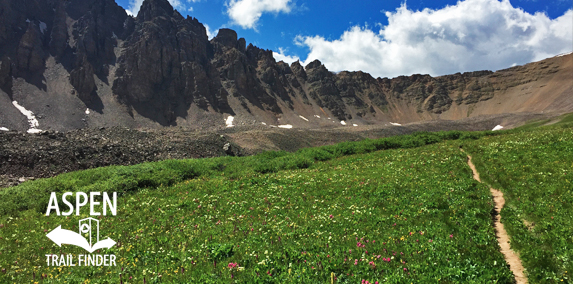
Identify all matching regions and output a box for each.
[116,0,573,78]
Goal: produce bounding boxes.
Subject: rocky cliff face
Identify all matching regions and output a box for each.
[0,0,571,132]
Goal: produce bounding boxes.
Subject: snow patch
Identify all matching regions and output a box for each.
[261,122,267,125]
[0,127,8,131]
[299,115,309,122]
[278,124,293,129]
[556,51,573,57]
[225,116,235,128]
[85,108,90,115]
[39,21,47,34]
[492,125,504,131]
[353,124,358,127]
[26,19,31,23]
[12,101,42,133]
[314,115,321,118]
[340,121,347,125]
[390,122,402,126]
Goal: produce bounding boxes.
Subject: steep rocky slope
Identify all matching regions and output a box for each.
[0,0,571,132]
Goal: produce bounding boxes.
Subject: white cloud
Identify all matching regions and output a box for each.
[296,0,573,78]
[186,0,201,12]
[226,0,292,29]
[273,47,300,64]
[126,0,188,16]
[204,24,216,40]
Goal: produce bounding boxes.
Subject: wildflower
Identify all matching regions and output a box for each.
[450,234,453,238]
[403,268,408,271]
[228,263,239,270]
[429,239,433,243]
[329,215,334,219]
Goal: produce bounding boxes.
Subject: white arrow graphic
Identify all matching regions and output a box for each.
[46,225,116,253]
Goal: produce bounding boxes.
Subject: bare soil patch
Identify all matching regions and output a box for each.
[464,151,528,284]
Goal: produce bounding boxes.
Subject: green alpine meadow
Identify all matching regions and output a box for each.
[0,116,571,283]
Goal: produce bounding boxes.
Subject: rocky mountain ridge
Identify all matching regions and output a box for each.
[0,0,571,132]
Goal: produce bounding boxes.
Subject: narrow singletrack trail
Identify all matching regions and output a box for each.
[462,150,528,284]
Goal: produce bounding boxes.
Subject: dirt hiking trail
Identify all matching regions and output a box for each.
[462,150,528,284]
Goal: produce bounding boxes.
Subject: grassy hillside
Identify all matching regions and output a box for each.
[464,127,573,283]
[0,117,571,283]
